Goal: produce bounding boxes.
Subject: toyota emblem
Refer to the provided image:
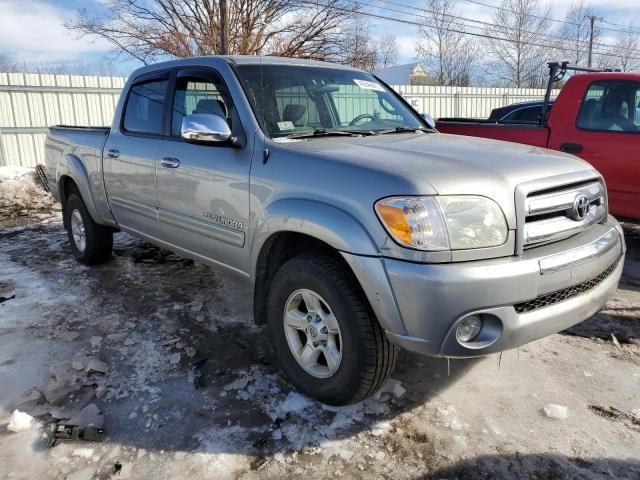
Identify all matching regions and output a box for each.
[572,195,590,220]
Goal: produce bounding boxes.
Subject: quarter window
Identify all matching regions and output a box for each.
[123,79,168,135]
[577,81,640,132]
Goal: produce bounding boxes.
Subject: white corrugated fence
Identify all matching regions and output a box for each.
[0,72,125,167]
[0,72,560,167]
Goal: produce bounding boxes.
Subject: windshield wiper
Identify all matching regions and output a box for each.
[285,128,376,139]
[378,126,435,135]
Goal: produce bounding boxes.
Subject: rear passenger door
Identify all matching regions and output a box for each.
[155,68,253,272]
[104,72,169,239]
[551,80,640,219]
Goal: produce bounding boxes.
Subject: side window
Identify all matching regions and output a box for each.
[577,81,640,133]
[504,106,543,123]
[172,73,230,137]
[123,79,168,135]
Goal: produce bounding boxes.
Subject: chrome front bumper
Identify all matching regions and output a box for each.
[382,216,625,358]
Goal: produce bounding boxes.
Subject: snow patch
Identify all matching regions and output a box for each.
[0,166,56,219]
[7,410,36,432]
[543,404,569,420]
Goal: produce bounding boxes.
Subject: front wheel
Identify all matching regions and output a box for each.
[63,194,113,265]
[267,254,397,405]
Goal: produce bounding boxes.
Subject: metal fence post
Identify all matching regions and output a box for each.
[0,129,5,167]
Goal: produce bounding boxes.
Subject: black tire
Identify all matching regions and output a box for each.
[63,194,113,265]
[267,253,397,405]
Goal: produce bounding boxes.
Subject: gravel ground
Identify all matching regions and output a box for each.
[0,212,638,480]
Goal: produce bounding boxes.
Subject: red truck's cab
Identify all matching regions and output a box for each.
[437,71,640,220]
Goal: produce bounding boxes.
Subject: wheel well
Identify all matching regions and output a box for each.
[59,176,80,228]
[253,232,346,325]
[59,176,80,206]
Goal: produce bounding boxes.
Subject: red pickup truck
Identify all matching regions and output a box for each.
[436,63,639,220]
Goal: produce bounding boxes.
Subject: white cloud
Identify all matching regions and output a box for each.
[0,0,112,62]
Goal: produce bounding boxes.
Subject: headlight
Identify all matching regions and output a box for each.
[375,196,508,251]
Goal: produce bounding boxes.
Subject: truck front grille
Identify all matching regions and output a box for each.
[514,260,619,314]
[523,181,606,248]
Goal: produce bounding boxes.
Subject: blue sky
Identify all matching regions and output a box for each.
[0,0,639,76]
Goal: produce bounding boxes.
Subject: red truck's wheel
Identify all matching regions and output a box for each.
[267,253,397,405]
[63,194,113,265]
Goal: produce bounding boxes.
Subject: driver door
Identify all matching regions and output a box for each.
[155,68,253,273]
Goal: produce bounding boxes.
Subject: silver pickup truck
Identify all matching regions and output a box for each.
[45,56,625,405]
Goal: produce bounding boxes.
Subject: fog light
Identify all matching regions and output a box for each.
[456,315,483,343]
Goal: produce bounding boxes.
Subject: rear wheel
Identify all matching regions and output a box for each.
[63,194,113,265]
[267,253,397,405]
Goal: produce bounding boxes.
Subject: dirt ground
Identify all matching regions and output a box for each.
[0,212,639,479]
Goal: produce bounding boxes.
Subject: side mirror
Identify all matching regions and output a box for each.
[421,113,436,129]
[181,113,232,144]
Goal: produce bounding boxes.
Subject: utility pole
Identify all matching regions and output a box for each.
[587,15,596,68]
[220,0,227,55]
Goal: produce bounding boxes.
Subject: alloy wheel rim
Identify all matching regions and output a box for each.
[283,289,343,379]
[70,209,86,253]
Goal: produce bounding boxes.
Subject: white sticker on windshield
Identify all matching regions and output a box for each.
[276,121,295,131]
[354,79,385,92]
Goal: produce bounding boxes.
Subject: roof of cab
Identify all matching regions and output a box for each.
[128,55,361,80]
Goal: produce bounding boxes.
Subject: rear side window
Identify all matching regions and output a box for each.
[577,80,640,133]
[123,79,168,135]
[504,105,544,123]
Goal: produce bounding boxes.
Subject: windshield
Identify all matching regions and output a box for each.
[235,64,425,138]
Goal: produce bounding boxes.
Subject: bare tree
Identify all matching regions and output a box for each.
[483,0,552,87]
[415,0,476,86]
[0,54,16,72]
[557,1,599,67]
[65,0,358,64]
[0,54,117,76]
[376,35,399,69]
[610,28,640,72]
[335,16,378,70]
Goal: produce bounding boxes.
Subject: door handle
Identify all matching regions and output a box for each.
[106,149,120,159]
[160,157,181,168]
[559,143,583,154]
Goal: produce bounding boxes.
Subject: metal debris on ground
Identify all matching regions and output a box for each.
[47,423,105,448]
[192,357,207,389]
[250,456,269,471]
[611,334,622,350]
[590,405,640,428]
[34,164,50,192]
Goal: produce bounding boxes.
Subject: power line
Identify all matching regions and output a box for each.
[299,0,640,63]
[360,0,631,60]
[459,0,640,36]
[373,0,621,55]
[600,18,640,35]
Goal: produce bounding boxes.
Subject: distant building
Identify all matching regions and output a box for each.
[373,62,434,86]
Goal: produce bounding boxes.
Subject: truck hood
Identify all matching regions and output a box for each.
[279,132,594,192]
[275,132,599,228]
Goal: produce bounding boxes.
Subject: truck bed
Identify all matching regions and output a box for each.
[45,125,112,225]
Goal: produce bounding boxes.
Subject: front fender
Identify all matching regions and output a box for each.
[251,198,379,273]
[250,199,407,335]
